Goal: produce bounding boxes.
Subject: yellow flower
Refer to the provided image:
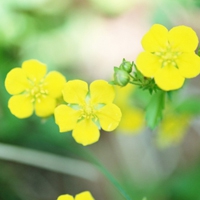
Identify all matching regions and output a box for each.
[54,80,122,146]
[114,84,144,133]
[5,59,66,118]
[57,191,94,200]
[156,113,190,148]
[136,24,200,91]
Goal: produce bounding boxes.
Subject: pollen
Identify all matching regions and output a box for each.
[27,80,48,103]
[156,46,181,68]
[81,104,96,119]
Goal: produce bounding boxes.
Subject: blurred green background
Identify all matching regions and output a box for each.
[1,0,200,199]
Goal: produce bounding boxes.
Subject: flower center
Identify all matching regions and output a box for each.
[27,79,48,103]
[155,45,181,68]
[81,104,97,120]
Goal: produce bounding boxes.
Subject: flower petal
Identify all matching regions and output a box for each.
[90,80,115,105]
[44,71,66,98]
[54,105,81,132]
[136,52,161,77]
[5,68,29,95]
[75,191,94,200]
[62,80,88,104]
[72,119,100,146]
[176,53,200,78]
[35,96,56,117]
[169,26,199,52]
[57,194,74,200]
[142,24,168,52]
[22,59,47,82]
[8,95,33,118]
[97,103,122,131]
[154,64,185,91]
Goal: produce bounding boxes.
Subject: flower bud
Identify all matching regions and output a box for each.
[120,59,133,73]
[113,67,130,86]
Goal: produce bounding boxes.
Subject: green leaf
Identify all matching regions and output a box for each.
[175,97,200,115]
[145,90,165,129]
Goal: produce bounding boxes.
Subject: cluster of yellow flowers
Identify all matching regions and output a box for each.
[5,59,122,200]
[5,60,122,147]
[4,24,200,199]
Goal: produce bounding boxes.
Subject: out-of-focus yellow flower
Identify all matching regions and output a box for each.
[118,108,144,132]
[54,80,122,146]
[114,84,144,133]
[156,113,191,147]
[5,59,66,118]
[136,24,200,91]
[57,191,94,200]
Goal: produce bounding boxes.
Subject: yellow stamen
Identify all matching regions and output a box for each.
[26,80,48,103]
[81,104,97,120]
[156,46,181,68]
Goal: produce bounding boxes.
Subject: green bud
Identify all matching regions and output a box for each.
[120,59,133,73]
[113,67,130,86]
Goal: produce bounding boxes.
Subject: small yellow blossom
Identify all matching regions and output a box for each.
[5,59,66,118]
[114,84,144,133]
[54,80,122,146]
[57,191,94,200]
[136,24,200,91]
[156,113,190,147]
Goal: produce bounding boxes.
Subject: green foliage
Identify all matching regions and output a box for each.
[145,90,165,129]
[175,97,200,115]
[112,59,159,94]
[197,47,200,57]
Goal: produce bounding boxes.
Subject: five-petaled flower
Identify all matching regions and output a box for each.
[5,59,66,118]
[136,24,200,91]
[54,79,122,146]
[57,191,94,200]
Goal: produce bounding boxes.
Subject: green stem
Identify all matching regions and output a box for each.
[64,144,132,199]
[129,81,142,86]
[95,160,133,200]
[79,148,133,200]
[129,74,139,82]
[0,142,133,199]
